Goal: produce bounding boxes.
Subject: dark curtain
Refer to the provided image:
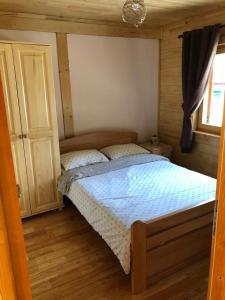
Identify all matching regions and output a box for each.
[180,24,221,152]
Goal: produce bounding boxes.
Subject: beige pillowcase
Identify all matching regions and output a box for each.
[100,143,149,160]
[61,149,108,171]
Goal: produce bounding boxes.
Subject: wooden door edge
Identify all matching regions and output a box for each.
[0,76,32,299]
[207,86,225,300]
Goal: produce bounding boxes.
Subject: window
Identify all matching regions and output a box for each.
[197,45,225,134]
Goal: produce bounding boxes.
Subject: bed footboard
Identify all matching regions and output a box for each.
[131,201,215,294]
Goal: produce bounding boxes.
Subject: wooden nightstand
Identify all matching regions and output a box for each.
[140,142,172,159]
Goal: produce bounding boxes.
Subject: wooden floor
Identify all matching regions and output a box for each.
[23,204,210,300]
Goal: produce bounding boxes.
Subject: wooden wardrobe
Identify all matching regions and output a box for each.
[0,41,62,218]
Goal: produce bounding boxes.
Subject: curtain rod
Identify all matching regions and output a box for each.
[178,24,225,39]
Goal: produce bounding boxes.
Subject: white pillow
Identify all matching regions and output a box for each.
[100,143,149,160]
[61,149,108,171]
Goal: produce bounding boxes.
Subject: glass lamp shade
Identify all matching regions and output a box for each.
[122,0,147,28]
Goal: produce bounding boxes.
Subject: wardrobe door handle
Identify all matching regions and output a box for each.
[18,134,28,139]
[16,184,22,198]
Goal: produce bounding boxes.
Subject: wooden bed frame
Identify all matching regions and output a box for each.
[59,130,215,294]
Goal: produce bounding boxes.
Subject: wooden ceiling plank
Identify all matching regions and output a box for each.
[0,0,225,28]
[1,2,225,40]
[164,7,225,33]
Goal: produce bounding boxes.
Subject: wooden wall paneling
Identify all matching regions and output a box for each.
[159,28,220,177]
[56,33,74,138]
[0,75,32,299]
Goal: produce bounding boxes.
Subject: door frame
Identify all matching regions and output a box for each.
[207,104,225,299]
[0,77,32,299]
[1,58,225,299]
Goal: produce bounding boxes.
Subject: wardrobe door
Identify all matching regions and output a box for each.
[0,43,31,217]
[12,44,61,215]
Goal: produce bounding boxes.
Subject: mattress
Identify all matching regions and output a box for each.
[66,159,216,274]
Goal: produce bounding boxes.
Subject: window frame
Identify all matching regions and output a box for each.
[196,44,225,135]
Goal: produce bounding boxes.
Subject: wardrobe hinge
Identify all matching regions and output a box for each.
[212,200,218,236]
[16,184,21,198]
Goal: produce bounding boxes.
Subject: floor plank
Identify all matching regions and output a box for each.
[23,204,210,300]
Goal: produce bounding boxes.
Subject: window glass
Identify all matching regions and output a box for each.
[201,53,225,128]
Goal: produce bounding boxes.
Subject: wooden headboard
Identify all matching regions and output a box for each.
[59,131,138,154]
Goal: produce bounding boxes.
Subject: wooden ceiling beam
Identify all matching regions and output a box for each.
[0,12,162,39]
[56,33,74,138]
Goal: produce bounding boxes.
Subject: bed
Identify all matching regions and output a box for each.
[58,131,216,294]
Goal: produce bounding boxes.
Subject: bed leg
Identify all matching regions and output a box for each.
[131,221,147,294]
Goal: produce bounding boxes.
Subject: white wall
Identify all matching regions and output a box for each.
[0,30,64,139]
[0,31,159,142]
[67,35,159,142]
